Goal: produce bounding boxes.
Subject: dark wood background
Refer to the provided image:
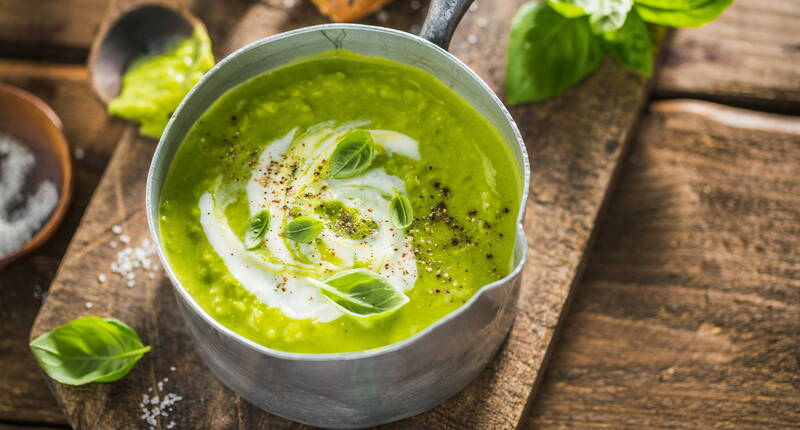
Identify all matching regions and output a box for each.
[1,0,798,428]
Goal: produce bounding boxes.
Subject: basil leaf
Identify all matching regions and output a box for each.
[549,0,633,32]
[547,0,590,18]
[590,0,633,32]
[634,0,716,11]
[311,269,409,317]
[634,0,731,27]
[284,216,324,242]
[389,188,413,230]
[603,9,653,76]
[244,210,270,250]
[29,316,151,385]
[506,2,604,104]
[329,129,375,179]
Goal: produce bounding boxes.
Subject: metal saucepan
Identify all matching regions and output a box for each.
[147,0,531,427]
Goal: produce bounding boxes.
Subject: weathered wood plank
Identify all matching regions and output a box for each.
[0,61,124,425]
[0,0,109,60]
[0,423,67,430]
[525,100,800,429]
[30,1,652,429]
[0,0,391,57]
[656,0,800,110]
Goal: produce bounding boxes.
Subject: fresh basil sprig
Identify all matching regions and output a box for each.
[29,316,150,385]
[284,216,324,242]
[548,0,633,32]
[634,0,732,27]
[329,129,375,179]
[389,188,413,230]
[244,210,270,250]
[507,2,604,105]
[603,8,652,77]
[507,0,732,104]
[309,269,409,317]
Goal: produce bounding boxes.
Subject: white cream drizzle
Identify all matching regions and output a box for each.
[199,123,418,322]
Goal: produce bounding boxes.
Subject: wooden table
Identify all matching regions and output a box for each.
[1,0,798,428]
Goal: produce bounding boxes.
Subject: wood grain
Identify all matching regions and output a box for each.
[0,424,66,430]
[0,0,109,60]
[525,100,800,429]
[0,0,108,48]
[0,61,124,425]
[656,0,800,110]
[29,0,655,428]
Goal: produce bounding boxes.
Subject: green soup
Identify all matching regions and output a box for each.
[109,26,214,137]
[159,50,521,353]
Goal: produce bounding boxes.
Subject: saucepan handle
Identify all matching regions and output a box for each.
[419,0,473,50]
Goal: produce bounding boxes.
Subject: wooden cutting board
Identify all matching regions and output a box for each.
[31,1,656,428]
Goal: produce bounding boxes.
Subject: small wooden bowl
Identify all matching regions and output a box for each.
[0,84,72,270]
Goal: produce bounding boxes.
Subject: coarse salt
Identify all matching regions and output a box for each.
[140,377,183,430]
[0,133,59,258]
[110,238,160,288]
[32,284,47,300]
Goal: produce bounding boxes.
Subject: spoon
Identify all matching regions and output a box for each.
[0,84,72,270]
[88,0,205,105]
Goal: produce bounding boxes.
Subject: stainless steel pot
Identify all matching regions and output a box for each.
[147,0,531,427]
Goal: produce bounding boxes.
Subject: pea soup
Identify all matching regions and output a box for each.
[159,51,521,353]
[109,26,214,137]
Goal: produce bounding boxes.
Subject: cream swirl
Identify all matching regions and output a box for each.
[199,123,418,322]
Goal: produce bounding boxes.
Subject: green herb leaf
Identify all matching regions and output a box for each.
[310,269,409,317]
[506,2,604,104]
[244,210,270,249]
[603,9,653,76]
[29,316,151,385]
[284,216,324,242]
[634,0,732,27]
[546,0,590,18]
[634,0,718,12]
[549,0,633,32]
[329,129,375,179]
[389,188,413,230]
[590,0,633,32]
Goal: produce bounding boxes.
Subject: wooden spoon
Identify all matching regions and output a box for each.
[0,84,72,270]
[88,0,206,105]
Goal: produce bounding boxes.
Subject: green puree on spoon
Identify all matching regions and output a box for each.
[108,26,214,137]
